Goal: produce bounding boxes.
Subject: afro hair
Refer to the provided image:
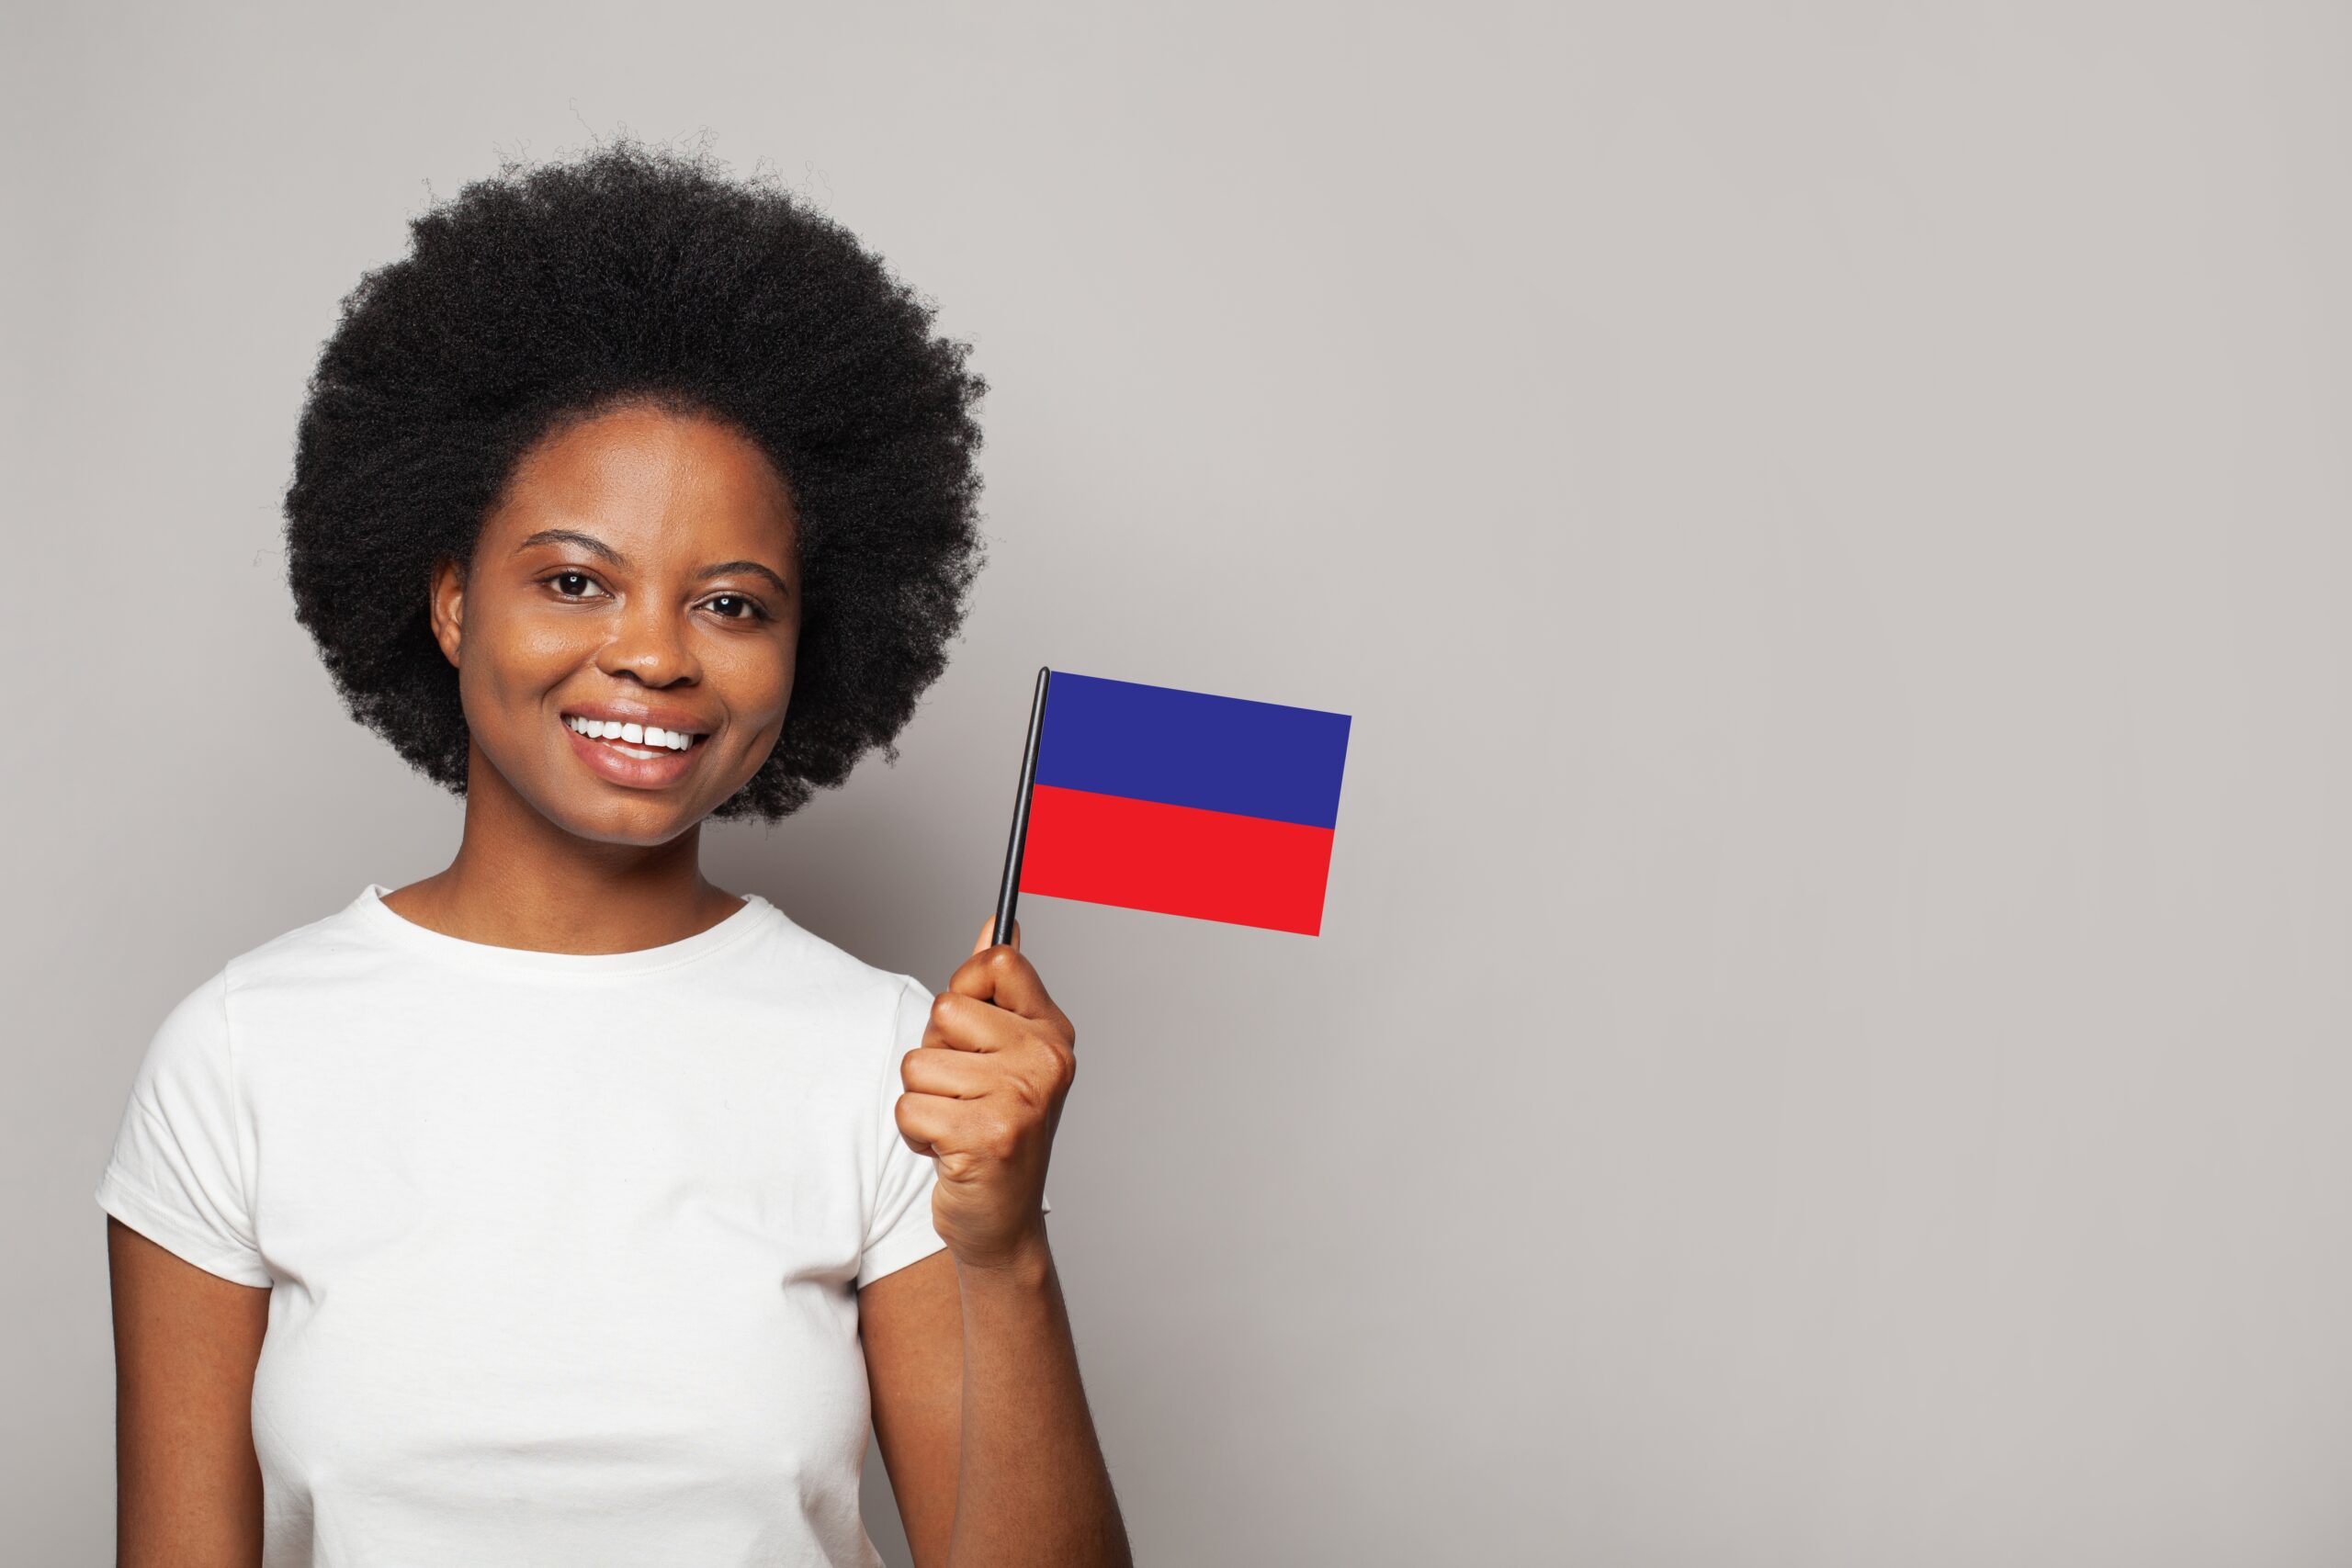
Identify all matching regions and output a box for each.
[282,135,988,823]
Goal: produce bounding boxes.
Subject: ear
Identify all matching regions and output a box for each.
[428,557,466,669]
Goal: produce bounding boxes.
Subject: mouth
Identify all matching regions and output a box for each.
[559,711,711,788]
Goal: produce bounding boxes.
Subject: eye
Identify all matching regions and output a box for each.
[705,593,770,622]
[547,570,608,601]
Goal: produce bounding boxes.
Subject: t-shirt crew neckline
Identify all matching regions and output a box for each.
[351,883,777,977]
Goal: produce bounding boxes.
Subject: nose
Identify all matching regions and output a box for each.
[595,592,701,688]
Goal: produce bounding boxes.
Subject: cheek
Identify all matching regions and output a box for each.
[713,637,797,731]
[459,604,600,727]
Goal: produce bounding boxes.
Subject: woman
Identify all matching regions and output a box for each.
[95,138,1131,1568]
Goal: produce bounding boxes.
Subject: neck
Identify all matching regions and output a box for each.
[382,739,744,954]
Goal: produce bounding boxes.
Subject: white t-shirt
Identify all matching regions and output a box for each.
[96,883,1046,1567]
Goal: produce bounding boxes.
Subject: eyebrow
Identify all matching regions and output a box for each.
[515,527,792,599]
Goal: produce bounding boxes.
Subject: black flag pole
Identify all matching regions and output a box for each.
[992,667,1052,950]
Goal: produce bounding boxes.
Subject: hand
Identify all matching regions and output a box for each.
[894,915,1077,1270]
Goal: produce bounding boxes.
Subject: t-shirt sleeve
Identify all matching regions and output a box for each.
[858,976,953,1290]
[93,970,272,1289]
[857,974,1055,1291]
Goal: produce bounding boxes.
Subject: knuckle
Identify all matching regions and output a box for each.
[1022,1048,1073,1102]
[983,1115,1019,1160]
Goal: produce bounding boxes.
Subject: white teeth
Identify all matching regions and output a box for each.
[566,716,698,751]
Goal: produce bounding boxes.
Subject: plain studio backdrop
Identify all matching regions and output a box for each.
[7,3,2349,1563]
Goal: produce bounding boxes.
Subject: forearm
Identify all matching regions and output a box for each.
[946,1231,1132,1568]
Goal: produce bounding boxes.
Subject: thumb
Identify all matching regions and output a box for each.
[971,913,1021,956]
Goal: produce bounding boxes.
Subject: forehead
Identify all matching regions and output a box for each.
[482,403,797,564]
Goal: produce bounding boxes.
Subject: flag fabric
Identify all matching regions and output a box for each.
[1015,671,1352,935]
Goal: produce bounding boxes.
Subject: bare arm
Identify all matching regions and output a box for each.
[105,1215,270,1568]
[861,1239,1131,1568]
[862,1249,963,1566]
[868,913,1131,1566]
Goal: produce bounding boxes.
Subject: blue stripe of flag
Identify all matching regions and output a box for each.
[1034,671,1352,829]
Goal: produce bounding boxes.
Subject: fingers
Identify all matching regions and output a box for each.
[888,1081,1058,1166]
[923,990,1030,1054]
[893,1089,948,1158]
[900,1043,993,1099]
[894,1088,1023,1169]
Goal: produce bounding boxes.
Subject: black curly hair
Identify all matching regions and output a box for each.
[282,135,988,823]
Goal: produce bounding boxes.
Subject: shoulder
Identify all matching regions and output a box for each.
[751,904,933,1032]
[727,908,939,1095]
[133,899,361,1071]
[216,894,395,1001]
[127,895,413,1086]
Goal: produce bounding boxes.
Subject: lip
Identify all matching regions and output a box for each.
[559,707,712,791]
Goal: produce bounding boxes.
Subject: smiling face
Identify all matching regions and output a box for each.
[427,400,802,847]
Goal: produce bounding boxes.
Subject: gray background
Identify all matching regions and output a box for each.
[8,3,2349,1563]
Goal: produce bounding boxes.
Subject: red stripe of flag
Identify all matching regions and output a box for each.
[1017,784,1337,935]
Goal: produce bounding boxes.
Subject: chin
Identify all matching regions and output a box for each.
[553,794,707,847]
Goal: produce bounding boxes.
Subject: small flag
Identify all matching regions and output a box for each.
[1008,671,1352,935]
